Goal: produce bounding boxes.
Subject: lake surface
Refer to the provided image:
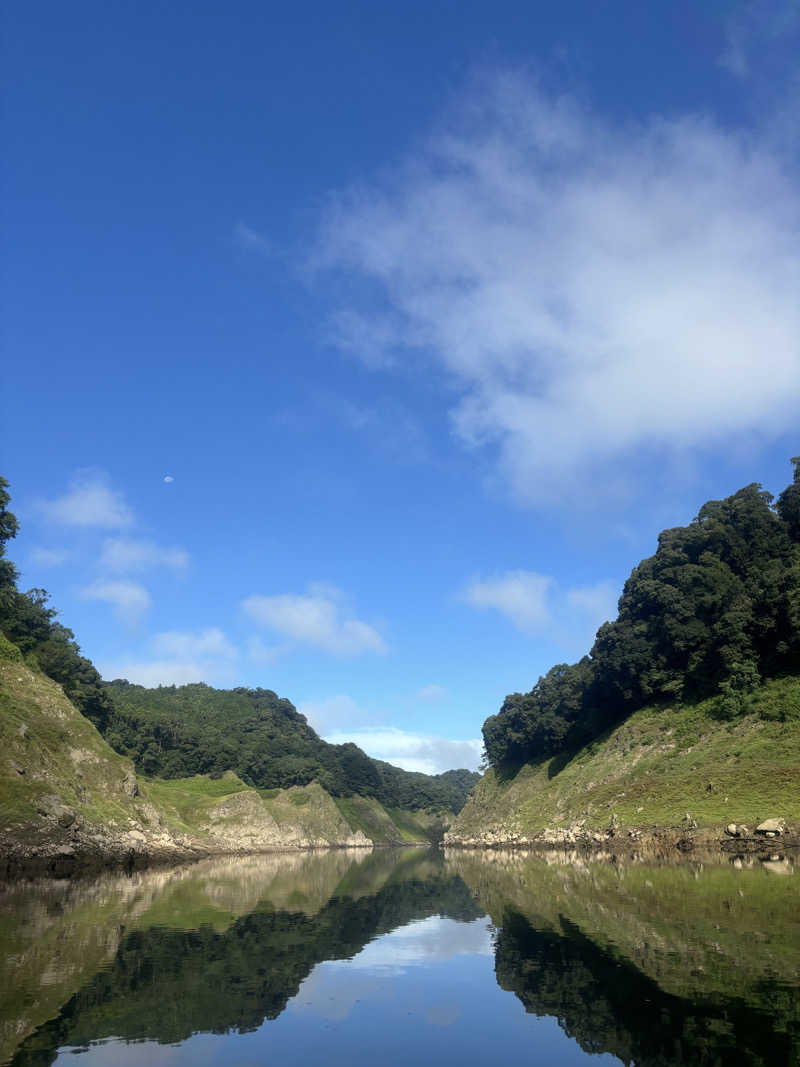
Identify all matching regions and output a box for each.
[2,847,798,1066]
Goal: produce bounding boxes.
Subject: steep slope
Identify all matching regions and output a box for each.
[446,675,800,848]
[0,637,437,872]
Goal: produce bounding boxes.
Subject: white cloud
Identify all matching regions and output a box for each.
[100,627,239,686]
[151,627,237,660]
[300,694,376,734]
[316,71,800,509]
[81,580,151,625]
[163,475,174,484]
[234,221,271,254]
[37,471,134,528]
[28,547,70,568]
[323,726,482,774]
[462,570,619,652]
[246,635,287,665]
[100,659,208,687]
[242,587,387,655]
[463,571,553,633]
[417,684,449,701]
[99,538,189,573]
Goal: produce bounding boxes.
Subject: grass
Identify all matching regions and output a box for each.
[144,772,250,829]
[452,675,800,837]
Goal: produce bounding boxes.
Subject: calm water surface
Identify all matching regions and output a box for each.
[2,847,798,1066]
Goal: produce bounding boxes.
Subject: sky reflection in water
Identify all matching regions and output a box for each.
[4,847,797,1067]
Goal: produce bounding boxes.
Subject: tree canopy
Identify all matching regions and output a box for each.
[483,465,800,768]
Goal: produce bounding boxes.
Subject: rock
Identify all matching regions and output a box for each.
[755,818,786,836]
[725,823,739,837]
[36,794,78,829]
[121,771,139,798]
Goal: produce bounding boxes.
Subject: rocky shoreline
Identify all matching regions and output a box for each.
[443,819,800,859]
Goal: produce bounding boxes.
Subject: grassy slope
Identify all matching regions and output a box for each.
[333,794,443,844]
[0,638,438,857]
[0,635,161,846]
[450,676,800,840]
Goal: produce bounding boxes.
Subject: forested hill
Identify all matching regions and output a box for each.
[103,680,478,813]
[483,459,800,769]
[0,478,478,816]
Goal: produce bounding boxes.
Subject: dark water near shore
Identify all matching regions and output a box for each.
[2,848,798,1066]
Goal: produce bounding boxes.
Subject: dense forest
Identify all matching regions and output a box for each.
[0,478,478,814]
[104,680,478,811]
[483,459,800,768]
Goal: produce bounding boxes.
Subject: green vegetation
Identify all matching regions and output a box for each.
[333,794,442,844]
[104,680,478,812]
[483,459,800,770]
[0,477,478,823]
[0,650,147,836]
[0,478,114,735]
[452,674,800,838]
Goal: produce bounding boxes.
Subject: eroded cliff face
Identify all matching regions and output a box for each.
[0,654,425,874]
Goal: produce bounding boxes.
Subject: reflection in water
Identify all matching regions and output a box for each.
[1,848,798,1066]
[451,849,800,1066]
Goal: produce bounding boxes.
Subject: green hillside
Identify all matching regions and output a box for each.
[447,674,800,845]
[454,461,800,847]
[0,476,477,865]
[104,679,478,813]
[0,639,443,870]
[482,460,800,771]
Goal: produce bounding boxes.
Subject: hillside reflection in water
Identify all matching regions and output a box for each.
[2,847,798,1066]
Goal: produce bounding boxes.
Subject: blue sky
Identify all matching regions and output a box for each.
[2,2,799,773]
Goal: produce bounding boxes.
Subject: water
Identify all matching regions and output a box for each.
[2,847,798,1066]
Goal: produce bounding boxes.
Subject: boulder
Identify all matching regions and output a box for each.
[755,818,786,836]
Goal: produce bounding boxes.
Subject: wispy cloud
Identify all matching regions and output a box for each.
[463,571,553,633]
[81,580,151,625]
[299,694,378,734]
[323,725,482,774]
[243,585,387,656]
[151,627,237,660]
[719,0,800,78]
[100,627,239,686]
[99,538,189,573]
[28,547,70,568]
[316,70,800,511]
[246,635,288,666]
[462,569,618,651]
[37,471,134,528]
[417,684,449,702]
[234,221,271,255]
